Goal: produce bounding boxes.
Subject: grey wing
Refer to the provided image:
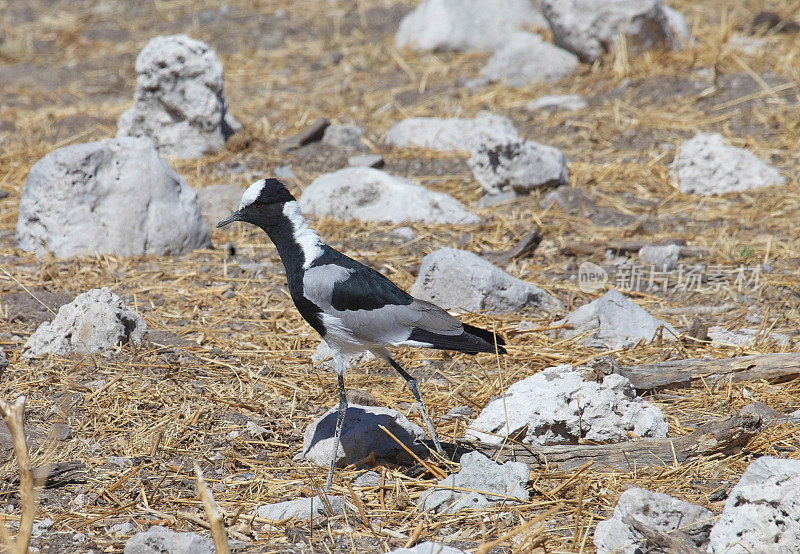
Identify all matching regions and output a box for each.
[395,299,464,336]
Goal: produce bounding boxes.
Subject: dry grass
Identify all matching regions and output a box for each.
[0,0,799,551]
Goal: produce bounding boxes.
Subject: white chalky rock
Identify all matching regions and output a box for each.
[466,364,667,446]
[388,542,467,554]
[468,137,569,194]
[673,133,785,196]
[552,289,677,349]
[298,404,428,469]
[594,488,713,553]
[527,94,588,111]
[395,0,547,52]
[637,244,681,271]
[255,496,344,521]
[299,168,478,224]
[411,247,563,314]
[23,288,147,358]
[124,526,213,554]
[709,457,800,553]
[482,32,580,87]
[17,137,210,258]
[117,34,240,158]
[708,326,792,348]
[541,0,678,64]
[322,124,365,150]
[418,451,528,514]
[385,115,518,152]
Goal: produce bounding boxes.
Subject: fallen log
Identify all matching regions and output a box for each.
[617,352,800,392]
[471,414,762,471]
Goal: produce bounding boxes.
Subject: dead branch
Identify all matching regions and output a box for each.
[617,352,800,392]
[193,461,230,554]
[475,414,762,471]
[0,396,35,554]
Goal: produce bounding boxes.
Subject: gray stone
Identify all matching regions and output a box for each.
[673,133,785,196]
[322,124,365,150]
[482,32,579,87]
[388,542,467,554]
[739,402,783,423]
[298,404,427,469]
[541,0,677,64]
[299,168,479,224]
[108,456,133,468]
[468,137,569,195]
[709,457,800,553]
[391,226,415,241]
[274,165,296,181]
[196,184,244,229]
[708,326,791,348]
[411,247,563,314]
[552,289,677,349]
[466,364,667,446]
[594,488,713,553]
[23,288,147,358]
[124,526,213,554]
[385,114,518,152]
[109,522,135,536]
[353,471,382,487]
[526,94,588,111]
[638,244,681,271]
[117,34,240,158]
[255,496,344,521]
[395,0,547,52]
[17,137,210,258]
[417,451,528,514]
[476,190,520,208]
[348,154,384,168]
[31,517,54,537]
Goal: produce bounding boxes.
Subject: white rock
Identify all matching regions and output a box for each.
[466,364,667,446]
[385,114,518,152]
[392,226,415,241]
[353,471,382,487]
[196,184,244,229]
[298,404,427,469]
[322,124,365,150]
[541,0,677,64]
[312,340,375,371]
[117,34,240,158]
[526,94,588,111]
[299,168,478,224]
[709,457,800,553]
[673,133,785,196]
[388,542,468,554]
[17,137,210,258]
[124,526,214,554]
[31,517,54,537]
[663,5,691,45]
[708,327,792,348]
[468,137,569,195]
[637,244,681,271]
[255,496,344,521]
[395,0,547,52]
[23,288,147,358]
[552,289,677,349]
[482,32,579,87]
[109,522,135,536]
[417,451,528,514]
[594,488,713,553]
[348,154,384,168]
[411,247,563,314]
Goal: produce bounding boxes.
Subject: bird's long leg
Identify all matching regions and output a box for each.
[384,356,444,455]
[325,371,347,491]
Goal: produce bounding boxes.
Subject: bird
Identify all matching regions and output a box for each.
[218,178,506,490]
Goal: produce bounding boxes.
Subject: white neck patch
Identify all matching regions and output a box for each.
[282,201,323,268]
[239,179,266,209]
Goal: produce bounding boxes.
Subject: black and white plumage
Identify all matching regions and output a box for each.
[218,178,506,489]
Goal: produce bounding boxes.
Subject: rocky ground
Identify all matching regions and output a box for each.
[1,0,800,552]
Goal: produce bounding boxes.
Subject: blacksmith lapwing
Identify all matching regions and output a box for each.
[218,178,506,490]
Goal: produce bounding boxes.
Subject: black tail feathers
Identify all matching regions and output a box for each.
[463,323,507,354]
[408,324,507,355]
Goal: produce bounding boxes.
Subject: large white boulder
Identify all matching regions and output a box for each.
[411,247,563,314]
[541,0,678,63]
[385,115,518,152]
[117,34,240,158]
[23,288,147,358]
[299,168,478,224]
[482,32,580,87]
[673,133,786,196]
[466,364,667,446]
[17,137,209,258]
[552,289,677,348]
[395,0,547,52]
[594,488,713,553]
[417,451,529,514]
[468,136,569,194]
[297,404,428,469]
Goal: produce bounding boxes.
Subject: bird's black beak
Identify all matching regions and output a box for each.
[217,209,244,228]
